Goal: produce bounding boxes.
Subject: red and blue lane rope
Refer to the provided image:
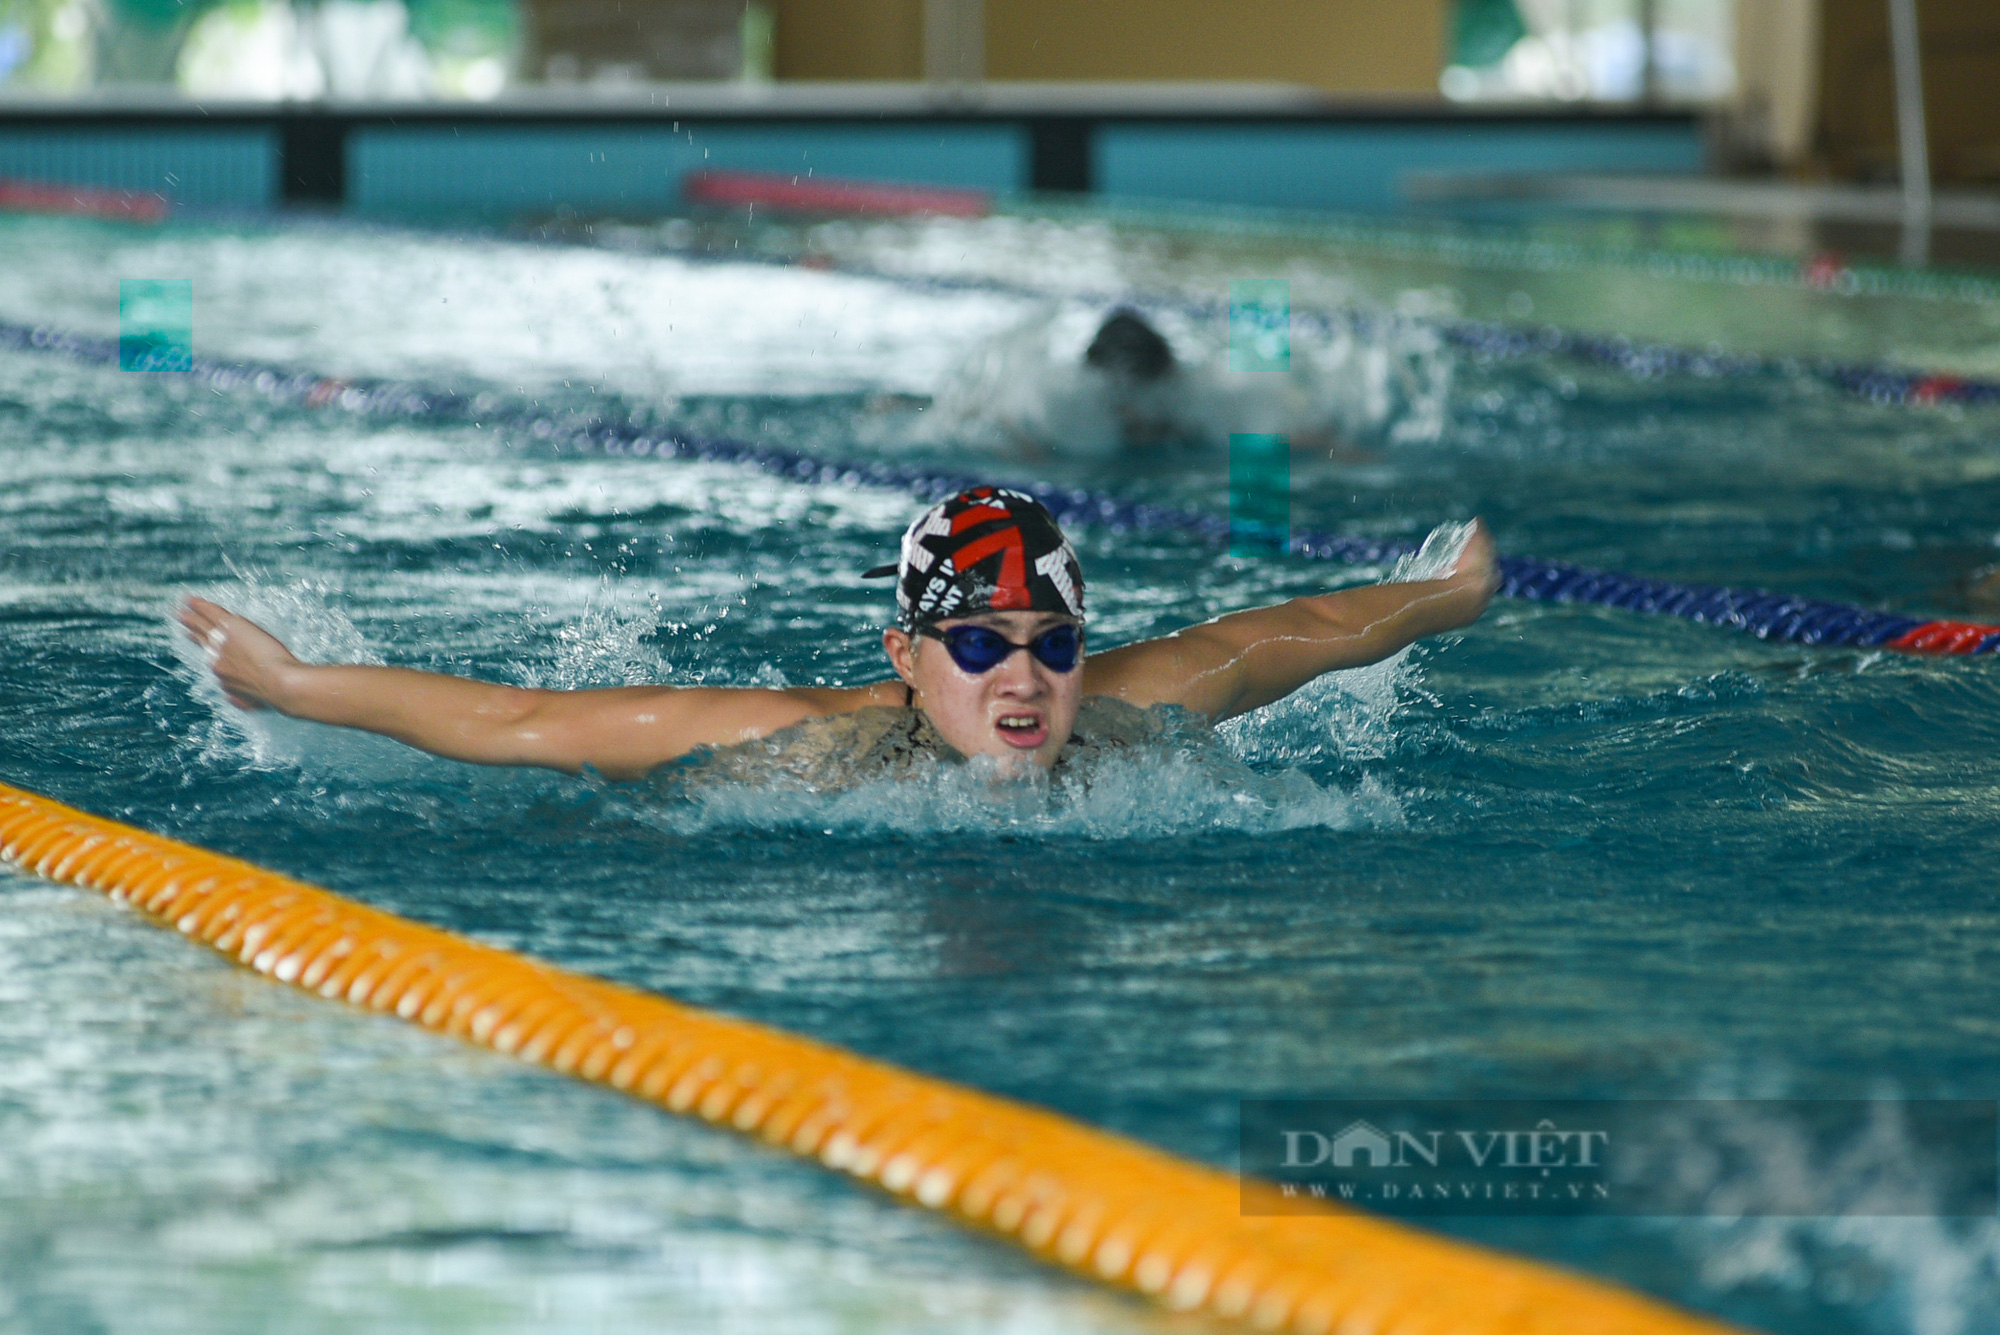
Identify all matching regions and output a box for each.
[1428,317,2000,409]
[6,318,1997,657]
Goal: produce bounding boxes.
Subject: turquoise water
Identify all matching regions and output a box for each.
[4,208,2000,1335]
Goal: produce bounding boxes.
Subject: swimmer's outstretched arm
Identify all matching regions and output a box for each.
[176,598,901,780]
[1082,519,1499,722]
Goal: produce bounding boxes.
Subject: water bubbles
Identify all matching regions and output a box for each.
[634,739,1401,843]
[168,572,391,773]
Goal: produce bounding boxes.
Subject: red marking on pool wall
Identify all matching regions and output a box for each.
[1908,376,1967,405]
[1888,620,2000,654]
[1801,251,1847,289]
[0,178,169,223]
[683,169,990,218]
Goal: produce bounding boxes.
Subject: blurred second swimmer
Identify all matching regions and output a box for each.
[925,305,1451,462]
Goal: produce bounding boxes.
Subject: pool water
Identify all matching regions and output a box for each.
[4,206,2000,1335]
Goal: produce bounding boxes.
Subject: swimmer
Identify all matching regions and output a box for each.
[178,487,1497,784]
[941,308,1379,461]
[1082,307,1184,449]
[1085,308,1177,386]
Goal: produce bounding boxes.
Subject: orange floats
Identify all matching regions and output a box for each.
[0,780,1743,1335]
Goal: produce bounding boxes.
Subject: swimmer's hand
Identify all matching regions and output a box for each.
[1444,517,1501,615]
[1084,517,1500,721]
[177,597,303,711]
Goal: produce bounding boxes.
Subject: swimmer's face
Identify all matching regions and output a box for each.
[882,610,1084,772]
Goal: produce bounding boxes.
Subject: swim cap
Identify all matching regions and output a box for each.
[864,487,1086,631]
[1084,307,1176,384]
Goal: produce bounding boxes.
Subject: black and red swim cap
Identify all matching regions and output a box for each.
[864,487,1086,631]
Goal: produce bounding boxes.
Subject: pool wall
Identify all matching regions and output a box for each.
[0,92,1704,217]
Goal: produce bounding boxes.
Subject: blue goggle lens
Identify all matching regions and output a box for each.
[934,623,1081,674]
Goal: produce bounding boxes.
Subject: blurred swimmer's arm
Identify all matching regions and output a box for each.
[1082,519,1498,722]
[176,598,900,779]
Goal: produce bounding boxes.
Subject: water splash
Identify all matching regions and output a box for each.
[1220,519,1472,769]
[167,571,407,775]
[524,584,679,691]
[630,738,1401,842]
[1681,1131,2000,1335]
[922,297,1454,460]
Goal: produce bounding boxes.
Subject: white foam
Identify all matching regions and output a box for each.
[1672,1115,2000,1335]
[168,571,414,776]
[1217,519,1471,770]
[636,734,1401,842]
[921,297,1454,460]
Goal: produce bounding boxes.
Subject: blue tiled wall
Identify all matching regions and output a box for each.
[1097,121,1706,212]
[0,128,276,207]
[0,116,1708,219]
[350,122,1029,215]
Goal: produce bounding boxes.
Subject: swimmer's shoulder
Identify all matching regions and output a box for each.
[577,680,905,778]
[663,698,938,792]
[779,680,909,720]
[695,681,907,748]
[1072,693,1202,743]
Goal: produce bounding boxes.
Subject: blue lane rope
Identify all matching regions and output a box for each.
[1431,318,2000,408]
[5,319,1995,656]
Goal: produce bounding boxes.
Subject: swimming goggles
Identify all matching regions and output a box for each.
[916,622,1082,674]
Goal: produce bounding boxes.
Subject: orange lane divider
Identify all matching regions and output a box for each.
[0,779,1741,1335]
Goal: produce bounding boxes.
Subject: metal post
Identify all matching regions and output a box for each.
[1638,0,1658,105]
[924,0,984,89]
[1887,0,1932,265]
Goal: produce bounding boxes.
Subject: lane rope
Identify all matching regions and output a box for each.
[1034,195,2000,310]
[0,779,1740,1334]
[5,318,1995,655]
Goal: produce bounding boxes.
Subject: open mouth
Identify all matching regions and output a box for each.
[994,713,1048,749]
